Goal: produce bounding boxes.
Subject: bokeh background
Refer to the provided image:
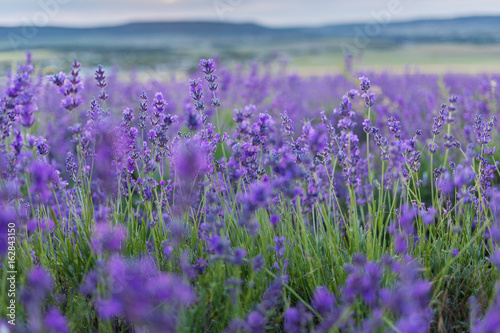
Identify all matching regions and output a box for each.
[1,0,500,77]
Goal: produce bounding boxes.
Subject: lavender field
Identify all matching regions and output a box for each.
[0,52,499,332]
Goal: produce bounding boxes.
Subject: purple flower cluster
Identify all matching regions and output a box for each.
[49,59,84,112]
[1,53,500,332]
[281,254,432,333]
[83,255,197,332]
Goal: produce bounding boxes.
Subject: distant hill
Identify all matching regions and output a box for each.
[0,16,499,52]
[314,16,500,43]
[0,21,301,52]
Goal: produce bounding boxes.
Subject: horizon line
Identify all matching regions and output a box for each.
[0,13,499,30]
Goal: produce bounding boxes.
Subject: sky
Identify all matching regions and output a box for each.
[1,0,500,28]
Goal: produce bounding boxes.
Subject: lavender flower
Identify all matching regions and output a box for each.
[189,79,205,113]
[35,137,50,156]
[284,304,312,333]
[312,286,336,316]
[95,65,109,100]
[44,308,69,333]
[245,311,266,333]
[54,59,84,112]
[91,223,127,255]
[359,76,371,92]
